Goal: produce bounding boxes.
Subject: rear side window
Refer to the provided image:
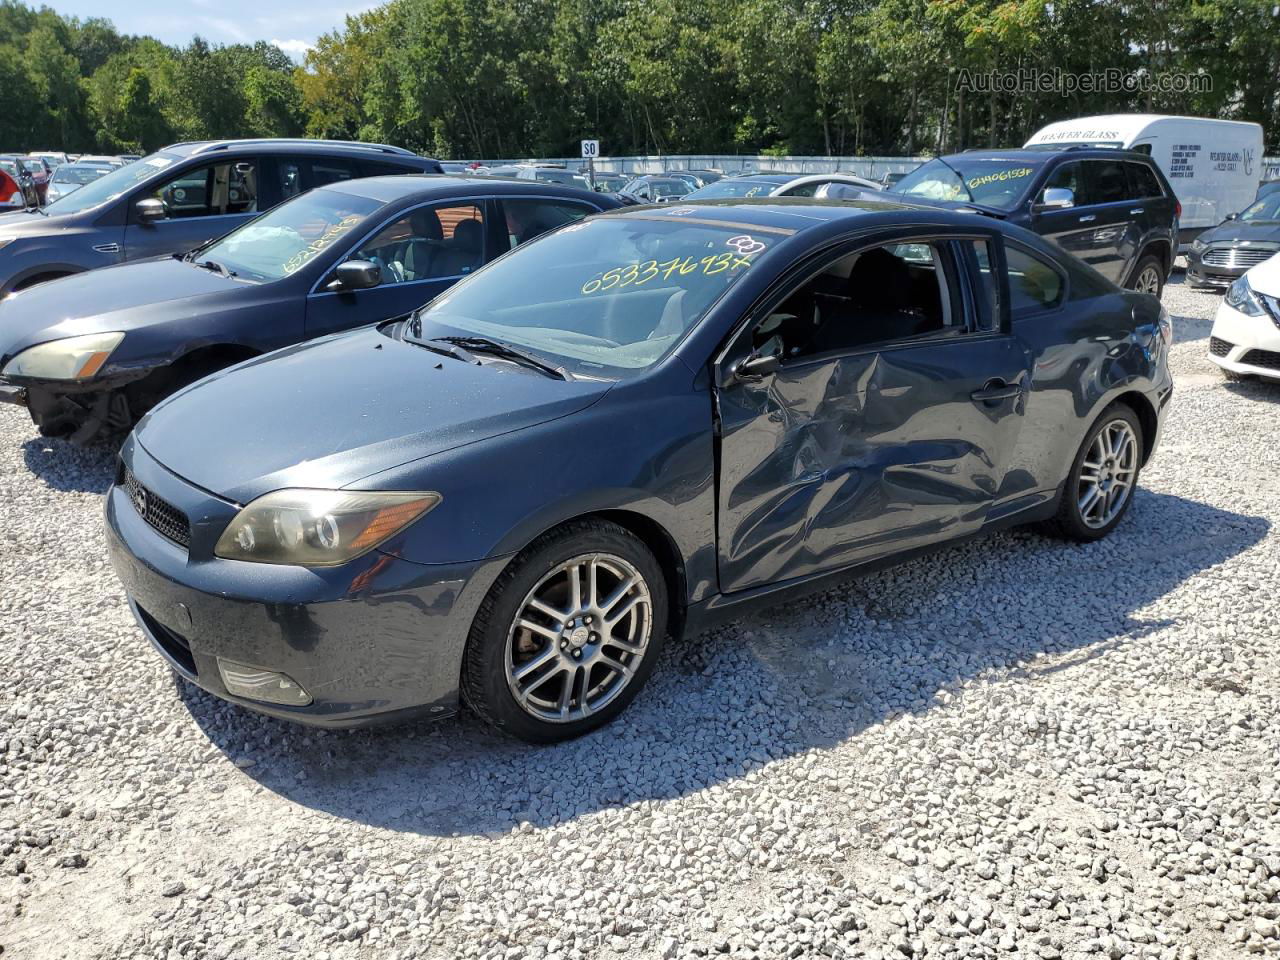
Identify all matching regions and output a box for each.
[501,198,596,248]
[1125,162,1164,199]
[308,159,357,187]
[1084,160,1130,205]
[1006,245,1064,316]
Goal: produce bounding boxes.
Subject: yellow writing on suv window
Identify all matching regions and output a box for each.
[966,167,1034,191]
[581,252,754,295]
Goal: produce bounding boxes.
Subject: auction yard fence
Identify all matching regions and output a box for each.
[480,153,1280,181]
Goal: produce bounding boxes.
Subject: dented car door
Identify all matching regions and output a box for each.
[713,237,1032,593]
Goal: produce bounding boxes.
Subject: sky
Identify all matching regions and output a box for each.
[41,0,383,60]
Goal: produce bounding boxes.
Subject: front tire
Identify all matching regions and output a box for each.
[1127,255,1165,298]
[461,519,668,743]
[1044,404,1144,542]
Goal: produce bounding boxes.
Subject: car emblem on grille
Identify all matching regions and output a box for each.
[133,485,148,516]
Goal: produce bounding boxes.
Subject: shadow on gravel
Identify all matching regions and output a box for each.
[1223,378,1280,403]
[179,489,1267,838]
[20,435,118,493]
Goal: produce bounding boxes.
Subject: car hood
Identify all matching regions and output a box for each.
[1198,219,1280,247]
[1245,251,1280,295]
[135,326,614,504]
[0,207,81,234]
[0,257,246,358]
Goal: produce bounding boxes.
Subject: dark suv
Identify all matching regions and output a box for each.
[0,139,443,296]
[890,147,1178,296]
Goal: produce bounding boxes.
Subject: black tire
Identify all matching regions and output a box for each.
[1126,254,1165,298]
[1042,403,1144,542]
[461,519,668,743]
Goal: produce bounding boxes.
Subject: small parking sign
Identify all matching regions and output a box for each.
[580,139,600,159]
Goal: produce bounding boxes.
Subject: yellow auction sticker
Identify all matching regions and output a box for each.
[580,251,755,295]
[965,167,1034,190]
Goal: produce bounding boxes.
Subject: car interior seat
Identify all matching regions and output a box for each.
[432,217,484,277]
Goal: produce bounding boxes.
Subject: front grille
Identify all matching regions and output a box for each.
[135,603,197,676]
[1240,349,1280,372]
[1201,246,1277,269]
[1209,337,1234,357]
[119,463,191,548]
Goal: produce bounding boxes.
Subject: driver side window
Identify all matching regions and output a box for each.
[148,160,258,219]
[751,240,964,361]
[352,203,485,284]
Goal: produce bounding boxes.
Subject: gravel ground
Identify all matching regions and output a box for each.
[4,268,1280,960]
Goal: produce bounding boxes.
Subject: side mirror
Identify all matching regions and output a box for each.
[732,350,781,381]
[1034,187,1074,212]
[135,198,165,224]
[328,259,381,291]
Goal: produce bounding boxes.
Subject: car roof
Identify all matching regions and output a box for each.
[605,196,984,232]
[321,174,609,204]
[958,146,1155,162]
[160,138,436,161]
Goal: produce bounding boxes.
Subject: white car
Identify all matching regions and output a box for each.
[1208,253,1280,381]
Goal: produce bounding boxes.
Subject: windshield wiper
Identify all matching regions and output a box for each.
[437,335,569,380]
[412,338,482,365]
[193,258,237,278]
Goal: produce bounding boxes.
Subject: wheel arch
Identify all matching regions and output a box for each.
[1132,238,1172,283]
[491,507,690,642]
[1110,389,1159,465]
[10,267,81,292]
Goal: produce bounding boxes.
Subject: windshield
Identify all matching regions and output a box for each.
[44,151,182,215]
[1240,194,1280,223]
[0,160,17,178]
[196,187,382,282]
[53,165,110,185]
[686,178,783,199]
[649,180,687,198]
[410,215,779,376]
[891,157,1046,210]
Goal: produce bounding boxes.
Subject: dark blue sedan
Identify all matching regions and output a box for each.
[105,198,1173,742]
[0,176,619,441]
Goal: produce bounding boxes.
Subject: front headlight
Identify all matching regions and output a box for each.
[1,331,125,380]
[214,489,441,566]
[1190,236,1207,253]
[1225,275,1265,317]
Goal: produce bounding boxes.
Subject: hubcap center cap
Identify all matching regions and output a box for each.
[567,624,591,650]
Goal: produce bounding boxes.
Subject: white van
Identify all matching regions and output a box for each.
[1025,114,1265,249]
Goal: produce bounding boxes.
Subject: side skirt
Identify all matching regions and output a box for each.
[681,490,1061,639]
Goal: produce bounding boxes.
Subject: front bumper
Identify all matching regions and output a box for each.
[104,435,509,727]
[1208,298,1280,381]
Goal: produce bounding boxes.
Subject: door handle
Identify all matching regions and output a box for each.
[1130,207,1144,215]
[1078,214,1097,222]
[970,380,1021,403]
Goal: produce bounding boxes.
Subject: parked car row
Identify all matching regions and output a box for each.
[0,137,1175,745]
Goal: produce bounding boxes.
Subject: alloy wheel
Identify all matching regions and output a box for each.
[1077,419,1139,529]
[504,553,653,723]
[1135,265,1161,295]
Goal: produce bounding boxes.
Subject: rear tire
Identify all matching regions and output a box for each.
[1127,255,1164,298]
[1042,403,1144,542]
[461,519,668,743]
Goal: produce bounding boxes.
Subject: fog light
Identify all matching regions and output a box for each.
[217,659,312,706]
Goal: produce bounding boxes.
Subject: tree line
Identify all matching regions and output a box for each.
[1,0,1277,159]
